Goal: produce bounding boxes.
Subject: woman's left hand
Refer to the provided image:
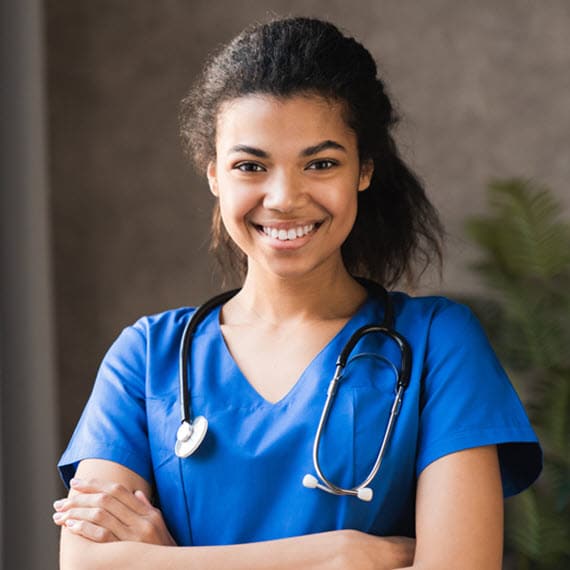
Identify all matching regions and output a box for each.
[52,477,177,546]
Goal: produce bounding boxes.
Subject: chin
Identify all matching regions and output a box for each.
[253,253,345,282]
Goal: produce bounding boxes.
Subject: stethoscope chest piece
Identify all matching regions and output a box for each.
[175,416,208,458]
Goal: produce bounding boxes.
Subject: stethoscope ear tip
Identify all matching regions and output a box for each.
[302,474,319,489]
[303,473,373,502]
[357,487,373,502]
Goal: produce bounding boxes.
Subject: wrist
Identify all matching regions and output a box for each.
[329,529,359,570]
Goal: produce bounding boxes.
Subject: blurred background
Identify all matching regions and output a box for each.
[1,0,568,568]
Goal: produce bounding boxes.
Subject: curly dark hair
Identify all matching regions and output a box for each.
[180,17,444,287]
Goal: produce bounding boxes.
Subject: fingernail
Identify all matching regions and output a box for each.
[65,519,75,527]
[69,478,81,487]
[53,513,63,521]
[53,499,66,510]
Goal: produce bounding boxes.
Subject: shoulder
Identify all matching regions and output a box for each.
[129,306,197,337]
[87,306,203,404]
[99,307,198,373]
[385,291,495,373]
[390,291,478,337]
[112,307,199,354]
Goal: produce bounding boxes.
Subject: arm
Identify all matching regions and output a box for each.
[58,459,414,570]
[62,532,411,570]
[396,445,504,570]
[57,459,175,547]
[59,446,501,570]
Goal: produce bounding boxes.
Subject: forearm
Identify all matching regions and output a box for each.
[61,529,343,570]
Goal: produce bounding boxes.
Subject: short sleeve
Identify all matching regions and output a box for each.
[57,321,152,489]
[416,302,542,497]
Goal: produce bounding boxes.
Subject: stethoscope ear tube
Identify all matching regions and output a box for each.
[176,288,239,454]
[388,329,412,389]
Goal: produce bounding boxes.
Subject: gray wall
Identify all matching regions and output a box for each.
[46,0,569,514]
[1,1,59,568]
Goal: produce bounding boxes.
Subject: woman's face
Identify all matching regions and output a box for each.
[207,94,373,281]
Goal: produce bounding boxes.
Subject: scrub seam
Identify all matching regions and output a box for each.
[178,458,194,546]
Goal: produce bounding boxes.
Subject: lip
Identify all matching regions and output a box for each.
[251,219,323,230]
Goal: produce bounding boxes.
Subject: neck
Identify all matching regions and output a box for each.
[228,260,367,326]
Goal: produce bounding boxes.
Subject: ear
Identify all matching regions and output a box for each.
[358,159,374,192]
[206,161,219,197]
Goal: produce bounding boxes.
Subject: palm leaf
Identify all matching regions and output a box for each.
[467,179,570,279]
[456,179,570,568]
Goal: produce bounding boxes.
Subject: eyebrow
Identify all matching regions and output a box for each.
[228,139,347,158]
[228,144,269,158]
[301,140,347,156]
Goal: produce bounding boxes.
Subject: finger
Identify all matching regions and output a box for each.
[55,491,148,531]
[53,506,125,537]
[63,518,119,543]
[70,478,149,515]
[53,498,68,511]
[54,506,126,541]
[134,490,153,507]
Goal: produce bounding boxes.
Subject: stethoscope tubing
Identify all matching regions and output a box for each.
[309,383,406,498]
[310,321,411,498]
[178,288,239,424]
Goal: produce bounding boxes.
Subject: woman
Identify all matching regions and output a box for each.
[53,17,541,569]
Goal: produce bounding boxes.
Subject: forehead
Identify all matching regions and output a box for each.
[215,94,356,152]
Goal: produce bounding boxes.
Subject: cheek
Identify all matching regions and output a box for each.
[219,191,253,223]
[216,190,257,248]
[327,188,359,222]
[217,199,240,237]
[333,192,360,238]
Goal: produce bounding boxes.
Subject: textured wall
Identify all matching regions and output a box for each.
[2,1,59,566]
[46,1,570,455]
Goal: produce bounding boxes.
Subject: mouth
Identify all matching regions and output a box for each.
[252,221,322,242]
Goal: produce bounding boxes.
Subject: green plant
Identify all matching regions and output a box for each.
[458,179,570,569]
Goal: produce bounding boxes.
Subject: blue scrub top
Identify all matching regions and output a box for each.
[58,292,542,546]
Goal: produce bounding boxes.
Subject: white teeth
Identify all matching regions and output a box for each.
[261,223,315,241]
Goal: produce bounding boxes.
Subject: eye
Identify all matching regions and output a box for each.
[234,162,265,173]
[307,159,338,171]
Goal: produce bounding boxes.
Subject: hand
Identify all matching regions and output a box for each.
[334,530,415,570]
[52,477,177,546]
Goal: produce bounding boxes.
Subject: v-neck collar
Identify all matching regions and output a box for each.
[213,294,381,408]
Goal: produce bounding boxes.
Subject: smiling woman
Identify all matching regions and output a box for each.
[207,95,371,278]
[54,16,541,570]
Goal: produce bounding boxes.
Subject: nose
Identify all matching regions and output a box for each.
[263,170,307,212]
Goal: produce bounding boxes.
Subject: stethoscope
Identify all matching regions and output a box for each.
[174,280,412,502]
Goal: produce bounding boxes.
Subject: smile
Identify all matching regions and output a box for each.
[255,223,319,241]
